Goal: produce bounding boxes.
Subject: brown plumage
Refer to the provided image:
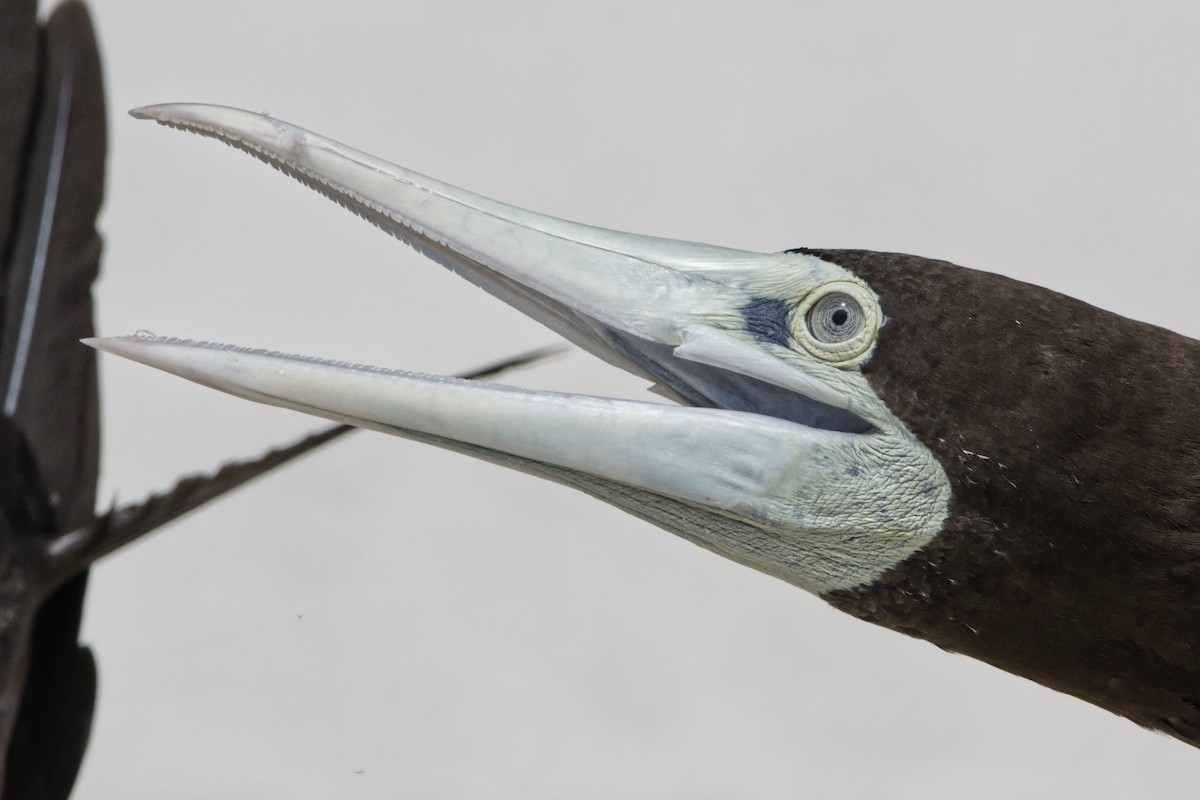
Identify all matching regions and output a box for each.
[799,249,1200,746]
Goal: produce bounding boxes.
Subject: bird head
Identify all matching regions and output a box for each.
[91,105,1200,744]
[94,104,955,597]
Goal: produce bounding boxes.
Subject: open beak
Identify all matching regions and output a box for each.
[120,104,868,422]
[90,105,946,594]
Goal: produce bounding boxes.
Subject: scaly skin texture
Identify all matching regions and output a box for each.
[806,249,1200,746]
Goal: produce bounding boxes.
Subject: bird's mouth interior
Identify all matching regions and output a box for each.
[599,329,875,434]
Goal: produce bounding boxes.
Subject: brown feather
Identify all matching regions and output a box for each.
[799,249,1200,746]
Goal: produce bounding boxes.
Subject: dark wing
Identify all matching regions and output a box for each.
[0,2,104,798]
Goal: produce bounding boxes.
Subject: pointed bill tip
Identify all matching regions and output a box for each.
[82,335,157,358]
[85,333,206,376]
[83,334,150,357]
[127,103,265,132]
[129,103,196,122]
[124,104,319,165]
[129,103,211,122]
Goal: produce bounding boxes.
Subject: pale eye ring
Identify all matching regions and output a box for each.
[806,292,865,344]
[791,280,881,363]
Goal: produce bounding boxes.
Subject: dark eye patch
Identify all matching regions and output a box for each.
[739,297,793,347]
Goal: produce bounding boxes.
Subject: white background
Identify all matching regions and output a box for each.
[54,1,1200,796]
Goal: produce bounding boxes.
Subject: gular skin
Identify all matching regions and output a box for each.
[798,249,1200,747]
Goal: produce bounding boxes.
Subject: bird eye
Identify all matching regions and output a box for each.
[806,292,865,344]
[792,281,880,363]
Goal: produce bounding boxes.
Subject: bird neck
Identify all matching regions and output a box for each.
[826,511,1200,747]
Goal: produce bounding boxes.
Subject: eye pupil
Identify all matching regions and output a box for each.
[793,282,878,361]
[806,291,866,345]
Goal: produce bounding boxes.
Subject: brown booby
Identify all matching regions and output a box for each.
[93,105,1200,750]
